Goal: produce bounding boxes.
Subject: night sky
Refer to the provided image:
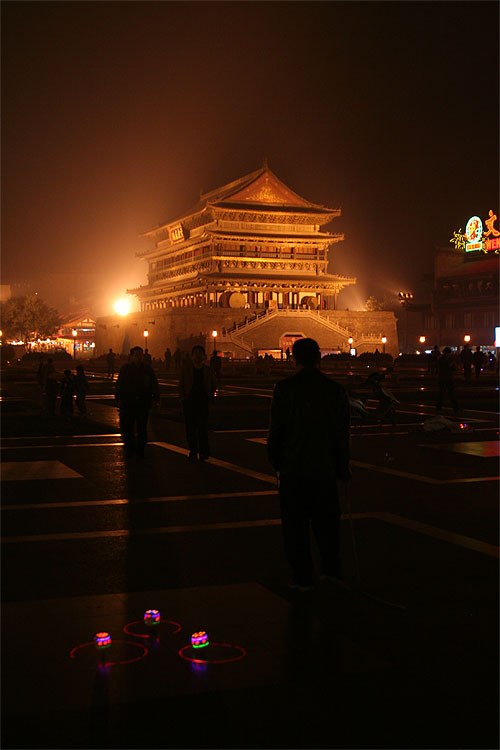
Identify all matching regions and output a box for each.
[2,1,499,315]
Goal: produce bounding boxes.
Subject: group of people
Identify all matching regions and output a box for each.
[37,358,89,417]
[429,344,496,379]
[114,344,220,460]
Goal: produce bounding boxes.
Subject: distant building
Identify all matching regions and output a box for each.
[396,209,499,352]
[96,165,398,357]
[57,312,96,358]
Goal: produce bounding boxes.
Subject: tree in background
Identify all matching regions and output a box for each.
[365,293,399,311]
[0,295,60,349]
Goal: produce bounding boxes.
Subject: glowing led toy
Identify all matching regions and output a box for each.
[191,631,209,649]
[94,632,112,649]
[144,609,161,627]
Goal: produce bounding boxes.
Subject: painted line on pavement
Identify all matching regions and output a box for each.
[375,512,499,559]
[151,441,277,484]
[1,443,124,450]
[0,434,121,441]
[1,489,277,511]
[3,512,498,559]
[351,460,499,485]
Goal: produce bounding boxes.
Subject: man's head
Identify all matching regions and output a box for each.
[191,345,206,367]
[443,346,452,355]
[292,338,321,369]
[130,346,143,364]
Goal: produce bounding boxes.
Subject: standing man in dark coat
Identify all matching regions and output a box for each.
[268,338,351,591]
[115,346,160,458]
[179,345,217,461]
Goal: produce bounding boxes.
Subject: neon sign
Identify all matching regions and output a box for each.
[450,210,499,254]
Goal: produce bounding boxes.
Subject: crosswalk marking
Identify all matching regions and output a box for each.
[1,489,277,511]
[3,511,498,559]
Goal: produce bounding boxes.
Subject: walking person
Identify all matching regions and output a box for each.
[429,345,440,376]
[460,343,473,382]
[210,349,222,388]
[179,345,217,461]
[268,338,351,591]
[436,346,459,415]
[472,346,485,379]
[60,369,75,418]
[164,347,172,372]
[115,346,160,458]
[74,365,90,416]
[143,348,152,367]
[107,348,116,380]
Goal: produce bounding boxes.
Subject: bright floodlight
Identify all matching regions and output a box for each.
[114,299,130,316]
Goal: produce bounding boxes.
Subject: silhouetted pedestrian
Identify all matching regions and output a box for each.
[460,344,473,381]
[268,338,351,591]
[472,347,485,379]
[60,369,75,417]
[164,347,172,372]
[210,349,222,387]
[436,347,459,415]
[143,348,152,367]
[429,345,441,376]
[75,365,89,416]
[179,345,216,460]
[107,348,116,379]
[115,346,160,458]
[285,347,291,361]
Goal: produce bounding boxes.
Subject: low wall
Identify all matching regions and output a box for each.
[95,308,399,358]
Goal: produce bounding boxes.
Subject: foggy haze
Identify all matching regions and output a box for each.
[2,1,498,315]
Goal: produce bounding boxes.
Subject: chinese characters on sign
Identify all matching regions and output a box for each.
[450,210,500,254]
[170,224,185,243]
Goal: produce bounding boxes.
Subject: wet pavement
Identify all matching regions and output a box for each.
[1,364,499,749]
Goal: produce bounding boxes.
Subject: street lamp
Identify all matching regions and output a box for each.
[381,336,387,354]
[143,329,149,349]
[212,330,217,353]
[72,329,77,360]
[419,336,426,344]
[464,334,471,343]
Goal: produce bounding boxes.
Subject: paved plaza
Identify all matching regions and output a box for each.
[1,363,499,749]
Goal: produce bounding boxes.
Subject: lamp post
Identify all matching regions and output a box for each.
[381,336,387,354]
[212,330,217,353]
[464,334,471,344]
[348,337,353,354]
[72,329,77,360]
[419,336,426,344]
[143,329,149,349]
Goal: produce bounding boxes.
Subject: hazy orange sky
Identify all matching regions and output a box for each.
[2,1,498,315]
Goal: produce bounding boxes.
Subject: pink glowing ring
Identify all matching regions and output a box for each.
[178,643,246,665]
[70,639,148,667]
[191,631,209,648]
[122,619,181,639]
[94,632,111,649]
[144,609,161,626]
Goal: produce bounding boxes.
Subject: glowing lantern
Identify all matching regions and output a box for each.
[144,609,161,626]
[191,631,209,649]
[419,336,426,344]
[464,335,471,343]
[94,632,111,649]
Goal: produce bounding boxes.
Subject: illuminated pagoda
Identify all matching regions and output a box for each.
[129,164,356,312]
